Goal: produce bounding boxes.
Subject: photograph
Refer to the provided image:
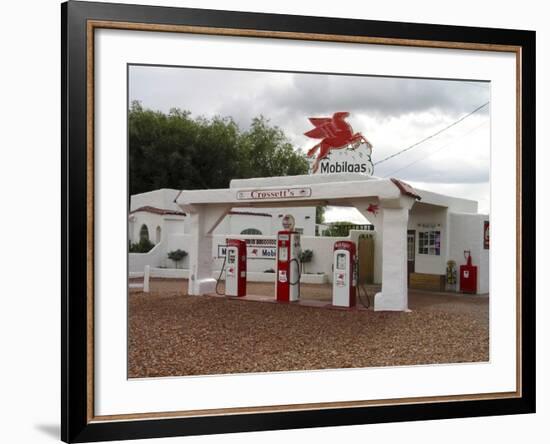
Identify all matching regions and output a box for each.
[126,65,491,378]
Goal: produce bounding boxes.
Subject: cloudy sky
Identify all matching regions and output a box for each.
[129,65,490,223]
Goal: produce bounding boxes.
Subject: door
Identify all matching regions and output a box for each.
[407,230,416,283]
[357,235,374,284]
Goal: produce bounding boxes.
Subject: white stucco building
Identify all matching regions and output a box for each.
[129,174,489,309]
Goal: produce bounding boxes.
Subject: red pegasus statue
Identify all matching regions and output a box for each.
[305,111,373,173]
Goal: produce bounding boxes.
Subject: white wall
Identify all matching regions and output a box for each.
[408,202,449,275]
[130,188,181,212]
[129,230,373,283]
[214,206,316,236]
[448,212,490,294]
[129,243,166,271]
[227,212,273,236]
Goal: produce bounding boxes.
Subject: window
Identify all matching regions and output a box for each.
[418,230,441,255]
[407,231,415,261]
[139,224,149,242]
[240,228,262,235]
[155,226,162,244]
[336,253,346,270]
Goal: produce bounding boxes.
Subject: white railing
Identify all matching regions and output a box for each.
[129,265,150,293]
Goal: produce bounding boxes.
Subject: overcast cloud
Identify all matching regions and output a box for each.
[129,65,491,221]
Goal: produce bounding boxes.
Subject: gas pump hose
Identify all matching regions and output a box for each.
[357,284,371,309]
[215,255,227,296]
[289,257,302,299]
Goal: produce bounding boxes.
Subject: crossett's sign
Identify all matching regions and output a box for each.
[237,187,312,200]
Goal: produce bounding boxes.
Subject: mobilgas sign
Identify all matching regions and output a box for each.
[309,144,374,176]
[320,160,372,174]
[310,142,374,176]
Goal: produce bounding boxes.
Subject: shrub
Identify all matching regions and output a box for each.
[298,249,314,274]
[129,238,155,253]
[167,249,188,268]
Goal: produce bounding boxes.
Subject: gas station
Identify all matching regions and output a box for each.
[126,112,491,378]
[177,173,423,311]
[130,111,489,312]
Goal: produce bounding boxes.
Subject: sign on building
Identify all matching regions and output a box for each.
[304,112,374,176]
[218,238,277,259]
[236,187,312,200]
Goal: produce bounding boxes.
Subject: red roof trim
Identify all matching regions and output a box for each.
[130,207,272,218]
[390,178,421,200]
[228,210,272,218]
[130,206,186,216]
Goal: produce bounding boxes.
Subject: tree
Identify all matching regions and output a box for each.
[315,206,326,224]
[128,103,309,196]
[167,249,188,269]
[238,117,309,178]
[322,221,355,237]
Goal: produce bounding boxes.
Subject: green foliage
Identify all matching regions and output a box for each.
[299,249,313,264]
[129,238,155,253]
[322,221,355,237]
[241,228,262,235]
[129,102,309,195]
[315,206,326,224]
[167,249,188,268]
[238,117,309,178]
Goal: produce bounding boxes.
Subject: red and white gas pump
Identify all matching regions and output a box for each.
[459,250,477,294]
[332,241,357,308]
[224,239,247,297]
[276,216,301,302]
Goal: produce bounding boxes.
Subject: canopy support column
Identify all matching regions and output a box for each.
[374,205,410,311]
[183,204,231,295]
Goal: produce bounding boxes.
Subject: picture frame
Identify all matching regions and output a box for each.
[61,1,536,442]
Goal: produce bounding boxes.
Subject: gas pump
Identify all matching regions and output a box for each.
[459,250,477,294]
[332,241,357,308]
[222,239,247,297]
[275,230,301,302]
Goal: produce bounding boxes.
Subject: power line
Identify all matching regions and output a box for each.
[373,101,490,166]
[381,120,489,178]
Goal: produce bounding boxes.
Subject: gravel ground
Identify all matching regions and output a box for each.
[128,279,489,378]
